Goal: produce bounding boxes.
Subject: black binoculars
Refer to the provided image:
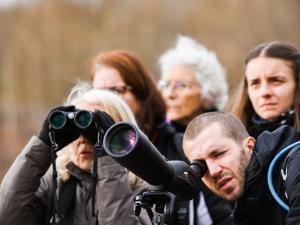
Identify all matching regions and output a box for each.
[48,110,94,130]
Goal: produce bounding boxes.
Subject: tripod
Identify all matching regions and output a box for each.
[134,185,189,225]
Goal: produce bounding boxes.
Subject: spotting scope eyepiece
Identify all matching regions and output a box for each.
[103,122,206,200]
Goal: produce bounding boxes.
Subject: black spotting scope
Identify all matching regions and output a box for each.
[103,122,207,201]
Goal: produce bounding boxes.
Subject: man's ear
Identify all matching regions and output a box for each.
[183,140,193,162]
[242,136,256,156]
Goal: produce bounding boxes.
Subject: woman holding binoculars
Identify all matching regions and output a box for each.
[0,82,151,225]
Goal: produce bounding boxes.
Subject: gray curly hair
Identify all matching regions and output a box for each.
[158,35,228,110]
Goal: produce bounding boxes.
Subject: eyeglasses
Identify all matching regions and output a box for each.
[157,80,196,91]
[102,85,132,95]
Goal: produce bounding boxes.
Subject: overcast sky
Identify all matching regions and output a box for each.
[0,0,34,8]
[0,0,99,8]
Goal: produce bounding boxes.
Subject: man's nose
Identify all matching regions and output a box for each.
[206,160,222,177]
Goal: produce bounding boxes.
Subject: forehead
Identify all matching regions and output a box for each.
[185,123,235,158]
[75,101,121,122]
[163,65,197,81]
[93,67,125,87]
[76,101,104,112]
[245,57,293,79]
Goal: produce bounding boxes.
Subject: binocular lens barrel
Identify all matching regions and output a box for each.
[48,110,93,130]
[48,110,68,129]
[74,110,93,129]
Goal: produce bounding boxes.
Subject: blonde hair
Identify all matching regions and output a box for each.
[57,81,146,189]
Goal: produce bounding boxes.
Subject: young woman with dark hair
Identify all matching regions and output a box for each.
[228,41,300,138]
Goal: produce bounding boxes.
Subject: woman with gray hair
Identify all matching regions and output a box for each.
[158,35,228,132]
[158,36,232,225]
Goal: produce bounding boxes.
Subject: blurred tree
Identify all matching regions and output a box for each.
[0,0,299,180]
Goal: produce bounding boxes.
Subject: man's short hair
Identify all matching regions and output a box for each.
[183,112,249,145]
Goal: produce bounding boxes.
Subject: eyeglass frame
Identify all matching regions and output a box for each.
[157,79,198,91]
[98,85,133,95]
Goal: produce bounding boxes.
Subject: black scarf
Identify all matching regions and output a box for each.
[248,108,295,138]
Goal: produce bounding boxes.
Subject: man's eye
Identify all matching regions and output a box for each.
[213,151,224,158]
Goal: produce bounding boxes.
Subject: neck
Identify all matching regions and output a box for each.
[248,108,295,138]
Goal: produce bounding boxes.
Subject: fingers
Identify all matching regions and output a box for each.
[93,110,115,130]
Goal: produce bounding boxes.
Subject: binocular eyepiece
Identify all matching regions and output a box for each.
[48,110,94,130]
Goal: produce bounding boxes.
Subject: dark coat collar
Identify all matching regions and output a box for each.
[65,161,91,183]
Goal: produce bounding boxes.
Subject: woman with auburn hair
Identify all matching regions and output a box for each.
[91,49,185,160]
[228,41,300,138]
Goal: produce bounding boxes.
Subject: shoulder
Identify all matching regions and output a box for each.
[155,122,187,161]
[257,125,299,145]
[255,125,300,160]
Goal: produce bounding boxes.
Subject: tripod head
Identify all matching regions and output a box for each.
[134,185,189,225]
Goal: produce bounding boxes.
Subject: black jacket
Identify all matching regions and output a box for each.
[234,125,300,225]
[152,121,187,161]
[247,109,295,139]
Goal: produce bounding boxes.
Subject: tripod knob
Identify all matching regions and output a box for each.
[134,195,143,216]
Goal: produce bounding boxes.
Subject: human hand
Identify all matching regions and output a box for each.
[38,105,80,150]
[80,109,115,145]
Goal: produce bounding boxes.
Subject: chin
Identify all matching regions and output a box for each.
[167,113,179,120]
[257,109,287,120]
[79,164,92,173]
[220,192,238,202]
[259,111,279,120]
[217,185,242,201]
[229,188,243,201]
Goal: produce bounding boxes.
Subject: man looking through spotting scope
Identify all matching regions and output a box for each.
[183,111,300,225]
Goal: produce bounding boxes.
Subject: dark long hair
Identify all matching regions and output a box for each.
[90,50,167,135]
[227,41,300,130]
